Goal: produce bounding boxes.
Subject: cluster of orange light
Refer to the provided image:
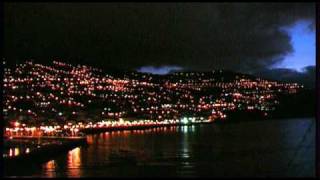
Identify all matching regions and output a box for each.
[3,60,302,127]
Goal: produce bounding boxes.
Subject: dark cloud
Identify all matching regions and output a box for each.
[4,3,315,73]
[256,66,316,89]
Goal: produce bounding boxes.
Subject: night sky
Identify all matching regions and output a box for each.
[4,3,315,87]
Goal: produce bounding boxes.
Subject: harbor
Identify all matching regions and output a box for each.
[3,120,211,176]
[4,136,87,176]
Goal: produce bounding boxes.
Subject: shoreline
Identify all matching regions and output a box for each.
[5,114,314,137]
[81,121,213,134]
[77,115,315,133]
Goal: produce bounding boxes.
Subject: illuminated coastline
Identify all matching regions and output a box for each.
[3,60,302,137]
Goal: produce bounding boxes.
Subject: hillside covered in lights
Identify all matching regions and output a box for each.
[3,60,311,129]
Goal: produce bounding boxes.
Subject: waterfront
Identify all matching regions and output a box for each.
[5,118,315,177]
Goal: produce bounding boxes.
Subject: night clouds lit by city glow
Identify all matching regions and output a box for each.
[137,66,183,75]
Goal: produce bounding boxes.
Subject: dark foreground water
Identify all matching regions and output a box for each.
[7,118,315,177]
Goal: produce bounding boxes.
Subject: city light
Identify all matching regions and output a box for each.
[3,60,302,137]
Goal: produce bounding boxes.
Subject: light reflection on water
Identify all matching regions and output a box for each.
[38,119,314,177]
[68,147,81,168]
[42,125,196,177]
[14,148,20,156]
[9,149,13,157]
[43,147,82,177]
[44,160,56,178]
[67,147,81,177]
[5,147,27,157]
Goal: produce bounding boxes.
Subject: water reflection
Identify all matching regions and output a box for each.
[46,160,56,169]
[42,147,82,177]
[7,148,20,157]
[9,148,13,157]
[44,160,56,178]
[68,147,81,168]
[67,147,81,177]
[182,125,188,133]
[36,119,315,177]
[181,125,191,165]
[42,125,197,176]
[14,148,20,156]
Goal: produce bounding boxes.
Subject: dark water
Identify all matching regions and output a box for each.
[8,118,315,177]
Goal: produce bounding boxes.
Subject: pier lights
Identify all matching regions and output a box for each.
[191,117,196,123]
[181,117,188,124]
